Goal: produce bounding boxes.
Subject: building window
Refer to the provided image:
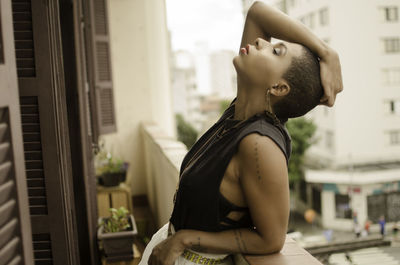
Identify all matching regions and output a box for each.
[382,68,400,85]
[367,193,386,223]
[386,99,400,115]
[387,192,400,222]
[388,131,400,145]
[308,13,315,29]
[335,194,352,219]
[319,8,329,26]
[368,192,400,222]
[299,13,315,29]
[383,38,400,53]
[381,7,398,22]
[325,130,334,149]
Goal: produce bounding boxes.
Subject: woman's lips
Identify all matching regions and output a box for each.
[240,45,250,55]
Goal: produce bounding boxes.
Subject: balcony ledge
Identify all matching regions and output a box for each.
[243,237,322,264]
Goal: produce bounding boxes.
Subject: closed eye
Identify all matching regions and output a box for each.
[275,43,287,56]
[273,47,281,55]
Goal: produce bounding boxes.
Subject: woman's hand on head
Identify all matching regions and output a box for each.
[148,232,186,265]
[319,48,343,107]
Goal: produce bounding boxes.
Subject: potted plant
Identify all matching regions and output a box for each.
[98,207,138,261]
[95,141,129,187]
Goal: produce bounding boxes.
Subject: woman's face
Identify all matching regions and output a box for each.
[233,38,303,88]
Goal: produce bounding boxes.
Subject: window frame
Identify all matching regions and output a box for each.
[319,7,329,26]
[385,6,398,22]
[382,37,400,53]
[382,68,400,85]
[335,194,353,219]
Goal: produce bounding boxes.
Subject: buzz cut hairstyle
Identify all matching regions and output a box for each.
[273,46,323,119]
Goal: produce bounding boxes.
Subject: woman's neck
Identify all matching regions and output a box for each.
[234,78,272,120]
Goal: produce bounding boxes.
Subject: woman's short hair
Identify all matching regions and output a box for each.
[273,46,323,119]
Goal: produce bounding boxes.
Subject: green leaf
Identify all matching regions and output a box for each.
[101,206,131,233]
[176,114,198,149]
[286,117,317,184]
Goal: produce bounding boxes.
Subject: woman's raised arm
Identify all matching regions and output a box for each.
[241,1,343,106]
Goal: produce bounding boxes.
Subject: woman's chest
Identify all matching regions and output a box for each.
[219,154,247,208]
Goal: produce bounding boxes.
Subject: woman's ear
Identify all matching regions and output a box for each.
[270,81,290,97]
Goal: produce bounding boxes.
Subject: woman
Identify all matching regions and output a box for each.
[140,2,343,264]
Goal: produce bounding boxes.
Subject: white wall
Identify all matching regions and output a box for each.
[103,0,175,195]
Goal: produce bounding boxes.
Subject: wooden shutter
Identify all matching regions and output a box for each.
[12,0,80,264]
[0,0,34,264]
[84,0,116,143]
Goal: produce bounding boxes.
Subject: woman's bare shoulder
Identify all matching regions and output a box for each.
[238,133,286,159]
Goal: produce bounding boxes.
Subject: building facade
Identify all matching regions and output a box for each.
[171,51,203,131]
[210,50,237,100]
[284,0,400,230]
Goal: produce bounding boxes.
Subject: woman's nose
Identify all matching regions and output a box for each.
[254,38,269,49]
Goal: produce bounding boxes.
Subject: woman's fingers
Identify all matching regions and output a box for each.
[148,236,183,265]
[149,245,163,265]
[320,86,339,107]
[319,48,343,107]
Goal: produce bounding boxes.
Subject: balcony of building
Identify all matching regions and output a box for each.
[95,0,323,264]
[97,122,323,265]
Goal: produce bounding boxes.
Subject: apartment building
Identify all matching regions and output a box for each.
[284,0,400,230]
[210,50,238,99]
[171,51,203,131]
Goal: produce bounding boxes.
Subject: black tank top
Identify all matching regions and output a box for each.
[170,100,292,232]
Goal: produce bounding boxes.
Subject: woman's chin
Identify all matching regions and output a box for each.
[232,56,242,74]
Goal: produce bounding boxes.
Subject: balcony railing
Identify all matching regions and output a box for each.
[141,122,322,264]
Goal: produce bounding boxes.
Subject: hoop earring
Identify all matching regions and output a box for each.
[265,88,272,113]
[265,86,281,125]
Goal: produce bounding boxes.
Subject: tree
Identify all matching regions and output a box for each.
[286,117,317,184]
[176,114,198,149]
[219,99,232,115]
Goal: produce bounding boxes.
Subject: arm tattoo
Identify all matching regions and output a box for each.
[191,236,208,252]
[196,237,201,248]
[254,140,262,180]
[234,229,248,253]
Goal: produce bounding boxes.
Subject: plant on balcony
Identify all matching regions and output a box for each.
[98,207,138,262]
[95,141,129,187]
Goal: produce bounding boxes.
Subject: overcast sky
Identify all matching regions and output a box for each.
[165,0,245,52]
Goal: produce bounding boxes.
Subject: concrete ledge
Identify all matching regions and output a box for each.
[141,122,187,226]
[244,237,322,265]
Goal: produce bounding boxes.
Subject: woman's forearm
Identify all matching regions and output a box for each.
[245,1,329,58]
[175,228,285,255]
